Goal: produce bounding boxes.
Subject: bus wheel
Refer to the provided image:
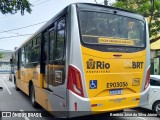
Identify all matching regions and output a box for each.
[30,85,38,108]
[153,101,160,116]
[14,76,19,91]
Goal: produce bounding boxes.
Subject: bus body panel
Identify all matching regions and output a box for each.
[67,4,150,115]
[81,46,146,97]
[81,46,147,111]
[67,4,88,98]
[138,18,150,107]
[67,90,91,118]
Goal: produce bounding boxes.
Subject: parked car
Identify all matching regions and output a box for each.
[142,75,160,115]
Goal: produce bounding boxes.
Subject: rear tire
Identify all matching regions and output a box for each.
[30,85,38,108]
[14,76,19,91]
[153,101,160,116]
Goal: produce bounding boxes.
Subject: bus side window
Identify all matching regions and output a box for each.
[31,37,40,63]
[49,30,55,60]
[43,32,48,61]
[21,47,25,66]
[54,19,65,60]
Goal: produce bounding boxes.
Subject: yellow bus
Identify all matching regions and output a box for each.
[10,3,150,118]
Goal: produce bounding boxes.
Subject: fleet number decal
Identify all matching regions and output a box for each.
[107,82,128,88]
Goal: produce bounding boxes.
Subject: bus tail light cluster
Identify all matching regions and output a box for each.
[144,67,150,91]
[67,65,84,97]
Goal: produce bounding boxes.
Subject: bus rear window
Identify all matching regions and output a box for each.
[79,11,145,47]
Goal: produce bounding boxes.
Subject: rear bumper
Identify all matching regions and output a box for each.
[67,90,92,118]
[138,85,150,107]
[67,89,149,118]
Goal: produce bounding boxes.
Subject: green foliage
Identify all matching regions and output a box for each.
[0,52,3,59]
[0,0,32,15]
[112,0,160,41]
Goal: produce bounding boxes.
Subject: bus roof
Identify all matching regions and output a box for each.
[15,6,68,51]
[77,3,134,13]
[15,3,145,51]
[76,3,144,20]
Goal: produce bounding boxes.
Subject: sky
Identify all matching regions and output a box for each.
[0,0,115,51]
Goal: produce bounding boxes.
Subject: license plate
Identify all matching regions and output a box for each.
[110,89,123,95]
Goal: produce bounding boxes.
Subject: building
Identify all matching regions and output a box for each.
[0,49,13,72]
[150,32,160,75]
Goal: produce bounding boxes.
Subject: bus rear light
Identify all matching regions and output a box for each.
[144,67,150,91]
[67,65,84,97]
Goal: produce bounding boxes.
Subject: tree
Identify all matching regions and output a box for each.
[0,0,32,15]
[0,52,3,59]
[112,0,160,43]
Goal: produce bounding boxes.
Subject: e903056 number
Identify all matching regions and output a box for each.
[107,82,128,88]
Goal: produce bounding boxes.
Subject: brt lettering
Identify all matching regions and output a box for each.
[132,62,143,69]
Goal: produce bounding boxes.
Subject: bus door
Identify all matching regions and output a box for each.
[42,31,49,89]
[18,49,21,80]
[42,18,66,115]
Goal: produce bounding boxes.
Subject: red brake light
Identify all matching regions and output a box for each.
[144,67,150,91]
[67,65,84,97]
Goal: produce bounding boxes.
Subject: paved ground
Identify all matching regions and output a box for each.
[0,74,159,120]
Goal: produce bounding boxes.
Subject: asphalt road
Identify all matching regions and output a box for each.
[0,74,159,120]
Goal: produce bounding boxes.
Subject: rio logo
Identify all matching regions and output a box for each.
[86,59,110,69]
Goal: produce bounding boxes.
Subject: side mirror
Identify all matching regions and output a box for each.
[10,59,13,64]
[0,87,3,91]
